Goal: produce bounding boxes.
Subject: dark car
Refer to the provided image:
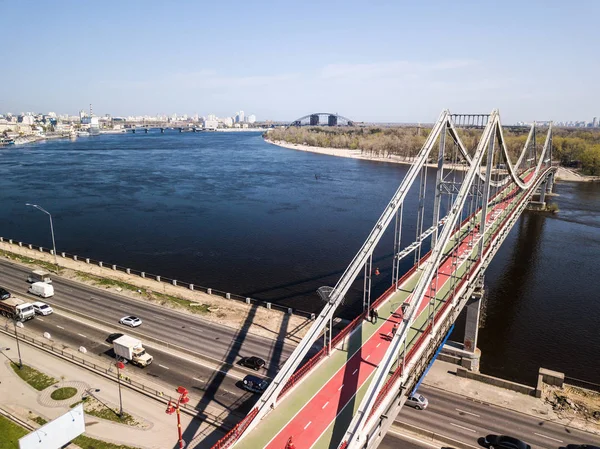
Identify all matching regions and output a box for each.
[241,375,269,394]
[484,435,531,449]
[106,333,124,343]
[563,446,600,449]
[0,287,11,300]
[239,356,266,371]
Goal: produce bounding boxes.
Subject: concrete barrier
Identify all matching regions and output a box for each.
[225,292,230,299]
[456,367,536,396]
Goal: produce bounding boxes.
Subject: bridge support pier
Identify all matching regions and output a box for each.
[461,287,483,372]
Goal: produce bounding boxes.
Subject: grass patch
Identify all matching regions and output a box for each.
[73,434,141,449]
[76,396,138,426]
[0,415,28,449]
[10,363,57,391]
[0,250,57,273]
[50,386,78,401]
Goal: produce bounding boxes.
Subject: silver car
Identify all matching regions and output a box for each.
[405,393,429,410]
[119,315,142,327]
[32,301,53,316]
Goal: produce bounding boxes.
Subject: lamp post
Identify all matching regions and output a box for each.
[13,320,23,369]
[25,203,58,272]
[115,360,125,417]
[166,386,190,449]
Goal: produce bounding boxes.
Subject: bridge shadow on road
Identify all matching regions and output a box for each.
[182,304,292,448]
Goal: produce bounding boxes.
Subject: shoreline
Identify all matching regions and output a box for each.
[265,137,599,182]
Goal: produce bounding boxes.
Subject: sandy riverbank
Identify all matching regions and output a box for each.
[265,138,441,168]
[266,138,599,183]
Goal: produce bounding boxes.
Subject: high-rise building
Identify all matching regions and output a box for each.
[247,114,256,124]
[238,110,245,123]
[593,117,598,128]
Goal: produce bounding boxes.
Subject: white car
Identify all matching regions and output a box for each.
[405,393,429,410]
[119,315,142,327]
[32,301,54,316]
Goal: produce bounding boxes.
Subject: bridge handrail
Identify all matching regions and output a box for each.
[211,407,259,449]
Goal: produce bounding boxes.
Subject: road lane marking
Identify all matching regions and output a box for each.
[192,377,204,382]
[365,355,370,361]
[56,325,65,329]
[338,384,344,391]
[376,343,381,348]
[37,318,44,321]
[77,333,88,338]
[304,421,311,430]
[322,402,329,409]
[449,422,477,432]
[158,364,170,370]
[387,427,443,449]
[455,408,480,417]
[534,433,563,443]
[352,369,358,375]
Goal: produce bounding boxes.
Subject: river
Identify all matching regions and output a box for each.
[0,131,597,386]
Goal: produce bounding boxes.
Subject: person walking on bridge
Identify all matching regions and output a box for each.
[286,436,296,449]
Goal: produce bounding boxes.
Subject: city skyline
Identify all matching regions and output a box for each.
[1,1,599,123]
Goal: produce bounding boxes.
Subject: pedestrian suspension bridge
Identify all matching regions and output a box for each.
[212,109,556,449]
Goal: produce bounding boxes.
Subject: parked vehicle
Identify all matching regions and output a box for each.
[113,335,153,367]
[28,282,54,298]
[484,435,531,449]
[27,269,52,284]
[405,393,429,410]
[32,301,53,316]
[242,375,269,394]
[119,315,142,327]
[0,287,11,300]
[239,356,266,371]
[0,297,35,321]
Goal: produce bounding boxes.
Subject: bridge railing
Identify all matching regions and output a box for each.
[364,170,552,425]
[211,407,259,449]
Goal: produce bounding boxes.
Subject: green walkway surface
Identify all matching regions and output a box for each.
[236,176,535,449]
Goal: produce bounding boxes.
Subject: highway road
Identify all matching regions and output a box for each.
[397,385,600,449]
[0,259,296,375]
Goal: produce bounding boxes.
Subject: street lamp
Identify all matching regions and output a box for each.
[115,360,125,417]
[25,203,59,272]
[166,386,190,449]
[13,320,23,369]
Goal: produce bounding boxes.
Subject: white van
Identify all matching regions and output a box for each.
[28,282,54,298]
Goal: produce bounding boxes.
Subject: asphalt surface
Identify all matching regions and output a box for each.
[397,385,600,449]
[0,259,295,375]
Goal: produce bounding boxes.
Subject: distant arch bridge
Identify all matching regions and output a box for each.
[289,112,355,127]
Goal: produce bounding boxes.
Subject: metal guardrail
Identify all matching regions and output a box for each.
[0,237,314,319]
[0,324,233,428]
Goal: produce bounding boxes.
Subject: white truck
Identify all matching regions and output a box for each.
[113,335,153,367]
[28,282,54,298]
[0,297,35,321]
[27,269,52,284]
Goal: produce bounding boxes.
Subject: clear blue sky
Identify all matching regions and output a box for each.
[2,0,598,123]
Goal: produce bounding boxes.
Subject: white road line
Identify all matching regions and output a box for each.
[352,368,358,376]
[188,327,203,332]
[192,377,204,382]
[56,325,64,329]
[455,408,480,417]
[304,421,311,430]
[338,384,344,391]
[365,355,370,361]
[387,428,443,449]
[37,318,44,322]
[158,364,170,370]
[322,402,329,409]
[376,343,381,348]
[534,433,563,443]
[77,333,87,338]
[449,422,477,433]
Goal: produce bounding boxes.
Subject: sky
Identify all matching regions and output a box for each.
[1,0,599,123]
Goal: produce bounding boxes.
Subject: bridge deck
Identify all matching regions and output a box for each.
[236,172,537,449]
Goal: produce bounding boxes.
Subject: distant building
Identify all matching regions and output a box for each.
[202,118,218,130]
[247,114,256,124]
[593,117,598,128]
[220,117,234,127]
[236,110,245,123]
[18,115,34,125]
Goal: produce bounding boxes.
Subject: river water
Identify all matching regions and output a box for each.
[0,132,597,385]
